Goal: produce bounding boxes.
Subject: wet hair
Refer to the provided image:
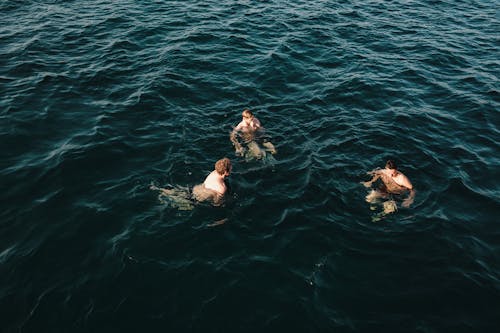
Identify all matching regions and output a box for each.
[385,160,397,170]
[215,157,232,175]
[242,109,253,118]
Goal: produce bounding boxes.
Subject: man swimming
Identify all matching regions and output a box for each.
[152,158,232,209]
[363,159,415,208]
[230,109,276,158]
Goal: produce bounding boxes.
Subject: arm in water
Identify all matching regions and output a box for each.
[362,169,381,188]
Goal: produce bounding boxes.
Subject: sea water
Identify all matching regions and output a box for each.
[1,1,499,332]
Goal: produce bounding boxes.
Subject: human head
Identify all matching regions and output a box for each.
[385,160,398,176]
[215,157,232,176]
[385,160,397,170]
[242,109,254,120]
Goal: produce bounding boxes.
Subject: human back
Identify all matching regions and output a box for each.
[379,169,411,194]
[379,160,413,193]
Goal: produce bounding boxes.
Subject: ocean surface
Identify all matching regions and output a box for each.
[1,0,499,332]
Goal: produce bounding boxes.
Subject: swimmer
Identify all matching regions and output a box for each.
[151,158,232,209]
[363,159,415,213]
[230,109,276,158]
[192,157,232,205]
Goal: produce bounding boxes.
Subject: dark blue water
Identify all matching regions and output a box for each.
[1,0,499,332]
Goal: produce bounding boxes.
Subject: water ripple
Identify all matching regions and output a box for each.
[1,0,499,331]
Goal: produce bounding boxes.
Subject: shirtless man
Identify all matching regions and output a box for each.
[363,160,415,208]
[192,157,232,205]
[230,109,276,157]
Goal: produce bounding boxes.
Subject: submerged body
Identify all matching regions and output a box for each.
[153,158,232,209]
[363,160,415,219]
[192,157,232,206]
[230,109,276,159]
[192,171,227,204]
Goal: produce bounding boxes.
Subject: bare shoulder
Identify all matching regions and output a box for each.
[398,173,413,189]
[204,172,225,195]
[234,121,244,130]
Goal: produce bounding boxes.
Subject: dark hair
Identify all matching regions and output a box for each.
[385,160,397,170]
